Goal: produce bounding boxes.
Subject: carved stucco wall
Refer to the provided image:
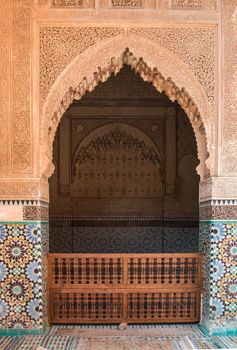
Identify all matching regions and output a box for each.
[1,0,233,200]
[38,0,217,10]
[40,30,213,183]
[0,0,41,201]
[0,0,237,335]
[0,0,32,177]
[222,1,237,174]
[39,27,124,105]
[0,0,10,176]
[40,26,215,107]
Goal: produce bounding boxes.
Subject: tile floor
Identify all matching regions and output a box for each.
[0,324,236,350]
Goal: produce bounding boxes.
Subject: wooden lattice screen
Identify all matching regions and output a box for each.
[48,253,202,324]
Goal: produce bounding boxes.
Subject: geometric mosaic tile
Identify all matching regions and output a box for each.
[200,220,237,333]
[0,222,48,330]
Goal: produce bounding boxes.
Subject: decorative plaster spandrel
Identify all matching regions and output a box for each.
[222,1,237,174]
[44,48,207,181]
[0,1,10,175]
[41,28,214,179]
[40,27,124,104]
[11,0,32,174]
[130,27,215,106]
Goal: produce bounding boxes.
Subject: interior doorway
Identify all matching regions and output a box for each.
[48,64,201,324]
[49,64,199,254]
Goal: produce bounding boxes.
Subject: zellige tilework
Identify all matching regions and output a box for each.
[0,222,48,330]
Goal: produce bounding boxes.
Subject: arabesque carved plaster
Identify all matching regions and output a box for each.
[222,1,237,174]
[11,0,32,174]
[40,26,124,104]
[0,0,10,175]
[169,0,203,8]
[0,179,49,202]
[41,33,213,181]
[0,0,32,177]
[1,0,237,201]
[130,27,215,105]
[1,0,237,335]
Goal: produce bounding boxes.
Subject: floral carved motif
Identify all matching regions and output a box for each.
[40,27,123,104]
[23,206,49,221]
[222,2,237,173]
[51,0,83,6]
[11,0,32,173]
[130,27,215,106]
[0,0,10,174]
[50,0,95,7]
[111,0,143,7]
[200,205,237,220]
[170,0,203,8]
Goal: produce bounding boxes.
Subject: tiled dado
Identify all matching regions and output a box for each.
[200,201,237,335]
[49,216,199,253]
[0,221,49,334]
[209,221,237,335]
[0,200,236,333]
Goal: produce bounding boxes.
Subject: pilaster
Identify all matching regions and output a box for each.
[200,178,237,335]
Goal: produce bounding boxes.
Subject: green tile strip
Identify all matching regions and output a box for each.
[0,328,46,336]
[0,221,48,224]
[212,327,237,336]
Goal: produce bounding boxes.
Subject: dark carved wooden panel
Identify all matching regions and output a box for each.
[127,292,198,322]
[48,253,201,324]
[51,256,123,286]
[127,256,200,286]
[51,292,124,323]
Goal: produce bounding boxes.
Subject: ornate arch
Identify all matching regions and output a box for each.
[41,32,213,180]
[72,123,162,177]
[71,123,163,199]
